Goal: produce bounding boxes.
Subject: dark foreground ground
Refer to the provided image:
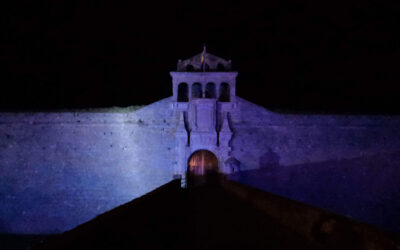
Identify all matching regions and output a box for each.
[0,234,55,250]
[28,180,317,250]
[2,179,398,250]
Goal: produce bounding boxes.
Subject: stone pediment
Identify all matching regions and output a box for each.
[177,51,232,72]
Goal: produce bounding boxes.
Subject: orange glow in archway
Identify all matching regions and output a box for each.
[188,150,218,176]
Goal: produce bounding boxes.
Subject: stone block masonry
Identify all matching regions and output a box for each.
[0,98,177,233]
[3,50,400,234]
[1,96,400,233]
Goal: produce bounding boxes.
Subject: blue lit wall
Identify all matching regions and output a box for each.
[229,152,400,232]
[229,98,400,232]
[0,98,177,234]
[0,96,399,233]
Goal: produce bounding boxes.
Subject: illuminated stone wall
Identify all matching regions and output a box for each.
[0,98,178,234]
[230,97,400,170]
[229,97,400,232]
[0,96,399,233]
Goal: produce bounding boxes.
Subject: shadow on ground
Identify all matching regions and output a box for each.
[3,178,398,250]
[28,180,318,250]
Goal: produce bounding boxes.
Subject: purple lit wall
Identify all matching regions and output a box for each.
[229,98,400,232]
[0,99,177,234]
[0,96,399,233]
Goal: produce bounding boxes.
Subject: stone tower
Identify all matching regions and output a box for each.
[170,48,238,186]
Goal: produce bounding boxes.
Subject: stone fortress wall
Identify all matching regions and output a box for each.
[0,99,177,233]
[229,98,400,232]
[231,97,400,170]
[1,96,399,233]
[1,49,399,233]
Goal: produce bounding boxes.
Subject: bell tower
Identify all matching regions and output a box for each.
[170,47,238,186]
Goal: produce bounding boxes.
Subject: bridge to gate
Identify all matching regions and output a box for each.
[33,177,398,250]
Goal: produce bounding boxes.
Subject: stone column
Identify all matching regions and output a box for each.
[216,83,220,100]
[176,111,189,187]
[188,83,192,101]
[172,81,177,101]
[230,81,236,103]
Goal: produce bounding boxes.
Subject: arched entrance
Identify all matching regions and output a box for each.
[187,150,219,187]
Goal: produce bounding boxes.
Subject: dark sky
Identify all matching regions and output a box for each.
[1,0,399,113]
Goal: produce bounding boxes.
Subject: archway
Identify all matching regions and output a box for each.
[187,150,219,187]
[186,64,194,71]
[219,82,230,102]
[192,82,202,99]
[205,82,216,98]
[177,82,188,102]
[217,63,225,71]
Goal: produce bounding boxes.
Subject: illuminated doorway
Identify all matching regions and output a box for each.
[187,150,219,187]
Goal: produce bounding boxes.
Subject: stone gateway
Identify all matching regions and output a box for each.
[0,50,399,233]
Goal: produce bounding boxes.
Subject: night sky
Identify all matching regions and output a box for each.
[1,0,399,113]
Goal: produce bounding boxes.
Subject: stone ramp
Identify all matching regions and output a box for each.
[32,179,321,250]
